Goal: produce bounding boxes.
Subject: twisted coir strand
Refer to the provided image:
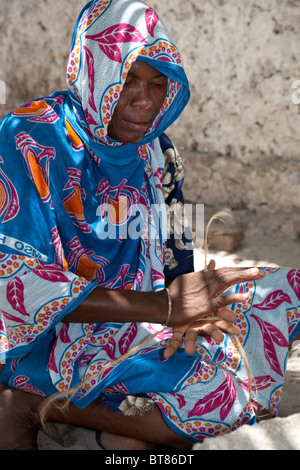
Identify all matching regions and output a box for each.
[203,209,254,409]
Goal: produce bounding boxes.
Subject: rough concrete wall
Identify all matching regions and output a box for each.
[1,0,300,238]
[0,0,87,112]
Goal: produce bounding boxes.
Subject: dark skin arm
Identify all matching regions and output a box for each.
[63,285,167,325]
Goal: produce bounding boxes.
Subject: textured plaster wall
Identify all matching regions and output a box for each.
[1,0,300,238]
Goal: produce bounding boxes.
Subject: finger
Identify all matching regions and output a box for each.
[214,267,266,291]
[211,320,241,336]
[164,330,184,359]
[197,320,240,342]
[216,306,237,322]
[184,329,198,355]
[207,259,216,271]
[212,292,250,310]
[200,322,226,342]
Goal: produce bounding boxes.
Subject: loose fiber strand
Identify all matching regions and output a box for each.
[202,208,254,410]
[203,208,233,272]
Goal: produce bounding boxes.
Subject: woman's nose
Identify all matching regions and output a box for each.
[131,84,153,109]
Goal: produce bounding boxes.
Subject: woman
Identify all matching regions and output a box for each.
[0,0,299,450]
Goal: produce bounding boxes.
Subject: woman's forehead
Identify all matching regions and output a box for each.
[127,60,166,79]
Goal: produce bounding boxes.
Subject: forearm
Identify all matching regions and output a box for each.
[63,267,266,327]
[62,286,168,325]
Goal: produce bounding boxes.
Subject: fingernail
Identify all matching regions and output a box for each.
[248,268,265,277]
[248,268,259,274]
[258,270,266,277]
[239,294,249,303]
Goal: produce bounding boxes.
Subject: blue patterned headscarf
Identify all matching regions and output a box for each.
[66,0,190,152]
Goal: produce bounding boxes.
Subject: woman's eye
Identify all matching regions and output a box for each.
[151,80,167,88]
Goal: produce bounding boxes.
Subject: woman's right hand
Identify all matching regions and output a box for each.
[166,265,266,327]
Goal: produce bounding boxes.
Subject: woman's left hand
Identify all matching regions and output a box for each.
[164,307,240,359]
[164,260,241,359]
[163,306,240,359]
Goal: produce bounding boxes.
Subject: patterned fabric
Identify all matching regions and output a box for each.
[0,0,300,446]
[0,0,190,363]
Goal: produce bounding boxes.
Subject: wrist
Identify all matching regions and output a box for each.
[150,289,170,325]
[163,288,172,326]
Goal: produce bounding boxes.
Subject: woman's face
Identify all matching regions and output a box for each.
[107,61,168,144]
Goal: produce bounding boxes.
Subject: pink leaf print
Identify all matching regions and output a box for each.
[86,24,146,63]
[59,324,71,344]
[6,277,29,316]
[101,365,114,380]
[219,373,237,421]
[145,8,159,37]
[287,269,300,301]
[252,375,276,390]
[83,46,97,113]
[238,282,249,294]
[147,323,171,341]
[84,109,98,126]
[13,376,45,396]
[240,415,253,426]
[119,322,138,355]
[215,349,225,362]
[241,375,276,393]
[103,338,117,360]
[253,290,292,310]
[151,269,164,283]
[1,309,24,324]
[48,346,59,373]
[86,23,146,45]
[251,314,287,377]
[170,393,186,409]
[33,265,70,283]
[155,400,168,416]
[205,337,214,345]
[98,43,123,63]
[252,314,289,348]
[109,382,129,395]
[79,353,95,368]
[187,372,236,421]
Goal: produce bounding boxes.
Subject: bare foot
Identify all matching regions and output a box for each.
[98,431,159,450]
[0,385,41,450]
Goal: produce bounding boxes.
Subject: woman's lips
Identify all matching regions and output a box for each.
[123,120,151,132]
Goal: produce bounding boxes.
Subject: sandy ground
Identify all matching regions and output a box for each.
[37,224,300,450]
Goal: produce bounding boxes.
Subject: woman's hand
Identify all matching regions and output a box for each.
[166,262,265,327]
[163,260,265,359]
[164,306,240,359]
